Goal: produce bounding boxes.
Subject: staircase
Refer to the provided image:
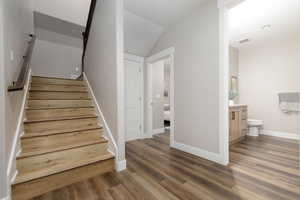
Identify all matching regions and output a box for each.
[12,76,115,200]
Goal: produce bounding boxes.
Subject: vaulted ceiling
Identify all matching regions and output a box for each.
[229,0,300,48]
[124,0,209,56]
[124,0,208,27]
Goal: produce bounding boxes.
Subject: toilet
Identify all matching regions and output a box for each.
[247,119,263,136]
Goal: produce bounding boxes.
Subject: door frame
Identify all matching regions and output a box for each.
[146,47,175,146]
[124,53,144,141]
[217,0,246,165]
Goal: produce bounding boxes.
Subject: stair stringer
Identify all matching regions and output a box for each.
[83,73,119,168]
[7,69,32,186]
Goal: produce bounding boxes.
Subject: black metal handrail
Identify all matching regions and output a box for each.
[78,0,97,80]
[8,34,36,92]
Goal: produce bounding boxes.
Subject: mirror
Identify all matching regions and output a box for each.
[229,76,238,100]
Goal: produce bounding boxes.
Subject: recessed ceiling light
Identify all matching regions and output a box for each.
[261,24,271,30]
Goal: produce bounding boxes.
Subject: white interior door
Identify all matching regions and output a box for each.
[125,59,142,141]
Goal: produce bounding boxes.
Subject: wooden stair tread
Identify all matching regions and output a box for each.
[14,76,114,198]
[27,99,93,109]
[30,84,88,92]
[29,91,90,100]
[24,117,101,138]
[31,76,85,86]
[25,107,96,122]
[14,143,114,184]
[12,159,114,200]
[19,129,106,158]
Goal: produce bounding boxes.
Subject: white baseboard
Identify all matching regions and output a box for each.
[171,141,226,165]
[7,69,31,182]
[116,159,127,172]
[152,128,165,135]
[261,130,300,140]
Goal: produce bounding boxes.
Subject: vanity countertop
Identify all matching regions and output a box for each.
[229,104,247,108]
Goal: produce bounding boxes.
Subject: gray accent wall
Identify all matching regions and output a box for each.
[31,28,82,79]
[31,13,84,79]
[151,0,221,153]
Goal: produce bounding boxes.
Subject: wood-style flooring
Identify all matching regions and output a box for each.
[32,133,300,200]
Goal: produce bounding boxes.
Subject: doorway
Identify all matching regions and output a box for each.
[146,47,175,146]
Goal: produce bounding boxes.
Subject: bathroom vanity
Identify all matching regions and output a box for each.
[229,105,248,145]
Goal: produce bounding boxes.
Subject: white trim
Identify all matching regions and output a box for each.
[218,6,229,166]
[152,128,165,135]
[115,159,127,172]
[146,47,175,63]
[83,73,118,157]
[10,171,18,184]
[171,141,225,165]
[124,53,144,63]
[261,130,300,141]
[7,69,31,180]
[146,47,175,146]
[116,0,126,165]
[146,63,153,138]
[1,196,10,200]
[218,0,245,8]
[124,53,145,141]
[169,54,175,147]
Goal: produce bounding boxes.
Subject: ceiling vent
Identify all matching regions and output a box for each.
[239,38,250,44]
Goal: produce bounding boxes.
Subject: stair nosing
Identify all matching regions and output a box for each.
[28,98,92,100]
[32,76,84,82]
[29,90,89,93]
[14,151,114,185]
[26,106,94,110]
[18,139,108,159]
[30,83,87,87]
[21,127,104,139]
[24,116,98,124]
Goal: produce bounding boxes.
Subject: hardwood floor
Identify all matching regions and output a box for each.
[32,133,300,200]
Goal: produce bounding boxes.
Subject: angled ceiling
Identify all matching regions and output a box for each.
[34,0,90,26]
[229,0,300,48]
[124,0,208,27]
[124,11,164,57]
[34,12,84,39]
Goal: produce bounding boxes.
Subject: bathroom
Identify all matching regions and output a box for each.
[228,0,300,144]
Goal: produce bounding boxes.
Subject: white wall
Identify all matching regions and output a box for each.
[124,10,164,57]
[151,1,221,154]
[3,0,34,168]
[1,0,34,197]
[239,35,300,135]
[152,60,165,130]
[0,1,8,198]
[31,28,82,79]
[34,0,91,26]
[85,0,125,161]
